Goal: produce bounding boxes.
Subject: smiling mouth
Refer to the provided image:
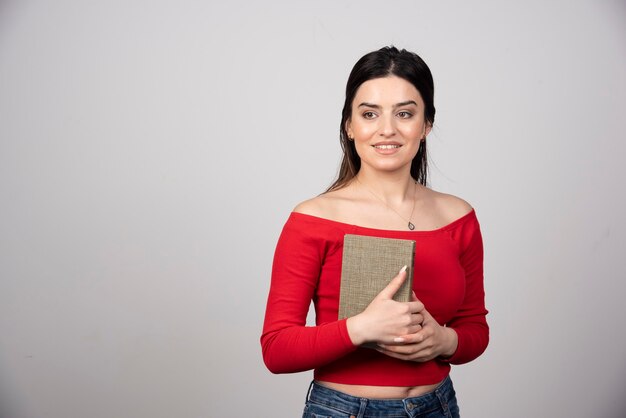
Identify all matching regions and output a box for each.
[373,144,401,149]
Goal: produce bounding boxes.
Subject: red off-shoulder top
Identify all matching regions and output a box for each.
[261,210,488,386]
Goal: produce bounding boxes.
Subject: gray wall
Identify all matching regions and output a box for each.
[1,1,625,417]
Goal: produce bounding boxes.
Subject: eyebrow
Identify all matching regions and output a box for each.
[357,100,418,109]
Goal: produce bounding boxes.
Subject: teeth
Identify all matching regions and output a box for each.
[374,144,400,149]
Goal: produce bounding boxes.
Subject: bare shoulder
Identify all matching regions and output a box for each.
[292,195,327,217]
[422,188,474,224]
[292,189,349,220]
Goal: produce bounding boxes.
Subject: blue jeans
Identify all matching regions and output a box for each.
[302,376,460,418]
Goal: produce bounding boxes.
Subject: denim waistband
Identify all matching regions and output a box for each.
[306,375,456,418]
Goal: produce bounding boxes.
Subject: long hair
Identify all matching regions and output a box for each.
[326,46,436,192]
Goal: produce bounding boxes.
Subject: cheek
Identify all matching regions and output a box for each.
[353,139,370,157]
[352,122,377,139]
[398,123,424,138]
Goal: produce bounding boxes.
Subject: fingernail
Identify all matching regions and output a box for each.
[399,265,407,274]
[393,337,405,343]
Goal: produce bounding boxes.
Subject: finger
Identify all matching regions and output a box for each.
[411,291,420,302]
[375,265,408,300]
[377,346,430,362]
[395,331,426,345]
[397,326,422,337]
[411,313,424,325]
[378,343,429,359]
[388,327,423,345]
[374,347,406,360]
[378,343,413,354]
[406,300,425,313]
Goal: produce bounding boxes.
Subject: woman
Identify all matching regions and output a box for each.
[261,46,488,418]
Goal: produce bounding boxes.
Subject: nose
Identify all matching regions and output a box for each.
[379,114,396,137]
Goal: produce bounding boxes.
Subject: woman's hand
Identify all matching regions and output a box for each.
[346,266,425,346]
[375,293,458,362]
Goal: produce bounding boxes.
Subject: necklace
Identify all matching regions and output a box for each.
[355,177,417,230]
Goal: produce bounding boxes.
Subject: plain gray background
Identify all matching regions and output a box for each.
[1,1,625,417]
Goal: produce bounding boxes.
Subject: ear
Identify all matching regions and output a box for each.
[345,119,354,139]
[423,122,432,138]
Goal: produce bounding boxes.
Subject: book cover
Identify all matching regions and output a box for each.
[338,234,416,319]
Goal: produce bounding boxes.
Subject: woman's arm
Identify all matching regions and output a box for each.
[442,221,489,364]
[260,221,357,374]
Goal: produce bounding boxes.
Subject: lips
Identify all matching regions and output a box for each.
[372,142,402,150]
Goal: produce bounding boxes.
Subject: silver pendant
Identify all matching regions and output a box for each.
[408,222,415,230]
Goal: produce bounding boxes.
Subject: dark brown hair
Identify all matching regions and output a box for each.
[326,46,436,192]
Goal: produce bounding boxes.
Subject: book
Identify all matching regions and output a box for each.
[338,234,416,319]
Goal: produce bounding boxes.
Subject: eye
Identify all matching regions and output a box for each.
[397,111,413,119]
[362,111,377,120]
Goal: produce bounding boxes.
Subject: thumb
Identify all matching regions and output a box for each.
[375,265,408,300]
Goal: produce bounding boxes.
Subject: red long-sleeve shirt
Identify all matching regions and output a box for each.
[261,210,488,386]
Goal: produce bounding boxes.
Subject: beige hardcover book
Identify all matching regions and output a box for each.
[338,234,416,319]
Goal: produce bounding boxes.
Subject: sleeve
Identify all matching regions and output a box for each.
[260,217,357,374]
[443,216,489,364]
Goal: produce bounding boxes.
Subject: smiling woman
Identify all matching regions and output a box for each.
[261,46,488,418]
[347,76,430,178]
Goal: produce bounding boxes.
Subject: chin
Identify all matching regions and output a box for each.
[363,161,412,173]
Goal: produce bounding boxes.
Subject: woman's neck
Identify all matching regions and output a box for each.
[353,169,416,206]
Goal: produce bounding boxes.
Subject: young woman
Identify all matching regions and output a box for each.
[261,46,488,418]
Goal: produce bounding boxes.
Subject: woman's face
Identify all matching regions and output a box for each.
[346,76,431,175]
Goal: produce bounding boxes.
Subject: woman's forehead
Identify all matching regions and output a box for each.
[353,76,422,105]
